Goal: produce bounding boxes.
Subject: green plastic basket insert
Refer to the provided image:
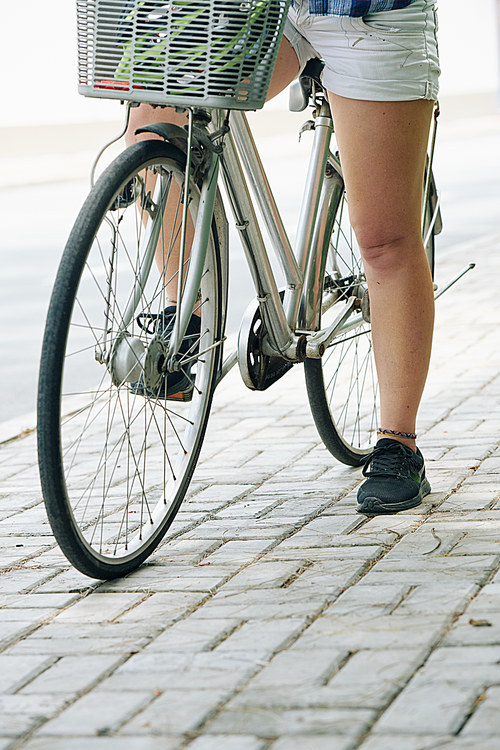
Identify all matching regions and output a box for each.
[77,0,291,109]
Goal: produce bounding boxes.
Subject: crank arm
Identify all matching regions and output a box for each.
[305,297,357,358]
[434,263,476,300]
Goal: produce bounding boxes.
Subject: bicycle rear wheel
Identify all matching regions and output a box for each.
[305,165,436,467]
[38,140,224,579]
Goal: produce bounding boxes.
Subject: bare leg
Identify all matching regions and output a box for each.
[328,94,435,452]
[123,39,299,305]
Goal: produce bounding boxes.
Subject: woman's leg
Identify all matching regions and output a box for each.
[328,94,435,453]
[123,39,299,301]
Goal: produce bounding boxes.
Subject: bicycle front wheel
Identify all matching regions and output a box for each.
[38,140,224,579]
[305,166,437,467]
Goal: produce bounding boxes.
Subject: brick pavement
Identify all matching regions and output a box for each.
[0,230,499,749]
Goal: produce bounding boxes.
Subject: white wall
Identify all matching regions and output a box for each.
[0,2,119,126]
[0,0,498,127]
[437,0,499,96]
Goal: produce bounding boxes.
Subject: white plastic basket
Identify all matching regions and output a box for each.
[77,0,290,110]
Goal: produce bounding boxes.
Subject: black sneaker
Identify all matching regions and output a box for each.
[130,306,201,400]
[357,438,431,515]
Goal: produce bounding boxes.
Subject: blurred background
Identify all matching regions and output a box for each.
[1,0,499,429]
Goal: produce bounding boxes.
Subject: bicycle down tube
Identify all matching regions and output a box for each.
[216,103,338,362]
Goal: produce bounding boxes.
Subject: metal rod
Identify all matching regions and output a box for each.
[169,153,220,359]
[173,108,194,353]
[218,349,238,383]
[423,193,441,249]
[120,173,171,331]
[434,263,476,300]
[422,102,440,232]
[298,168,344,331]
[285,104,333,327]
[91,102,134,187]
[230,111,301,289]
[220,130,293,355]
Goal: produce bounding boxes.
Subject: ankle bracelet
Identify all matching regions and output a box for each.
[378,428,417,440]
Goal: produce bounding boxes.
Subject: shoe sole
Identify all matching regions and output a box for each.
[357,477,431,516]
[130,373,194,401]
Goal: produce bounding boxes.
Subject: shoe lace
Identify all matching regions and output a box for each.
[136,311,174,336]
[362,441,412,479]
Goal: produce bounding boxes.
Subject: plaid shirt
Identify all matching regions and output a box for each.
[308,0,417,15]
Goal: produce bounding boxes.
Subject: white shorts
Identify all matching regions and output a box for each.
[283,0,440,101]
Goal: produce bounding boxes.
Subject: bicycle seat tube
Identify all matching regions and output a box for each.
[218,114,298,359]
[284,99,334,329]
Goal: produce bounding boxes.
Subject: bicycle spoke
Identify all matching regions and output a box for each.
[38,142,222,576]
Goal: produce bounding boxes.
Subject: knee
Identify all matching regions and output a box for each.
[360,236,408,272]
[355,226,420,274]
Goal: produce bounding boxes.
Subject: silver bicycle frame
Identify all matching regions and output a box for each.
[217,101,338,360]
[166,98,447,370]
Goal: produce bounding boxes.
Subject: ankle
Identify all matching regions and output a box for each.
[377,428,417,453]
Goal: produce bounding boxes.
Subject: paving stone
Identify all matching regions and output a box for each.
[190,587,330,619]
[112,591,208,621]
[443,611,500,646]
[19,654,124,695]
[37,690,155,736]
[465,582,500,613]
[177,518,298,540]
[393,583,479,617]
[373,681,480,735]
[152,539,220,561]
[229,648,427,711]
[325,582,410,616]
[142,617,243,653]
[103,652,258,692]
[0,593,79,609]
[293,613,449,651]
[20,738,181,750]
[0,605,62,624]
[52,593,147,623]
[214,498,282,519]
[0,694,68,737]
[185,737,265,750]
[219,560,310,590]
[193,539,275,565]
[358,736,458,750]
[29,569,101,595]
[0,654,55,693]
[0,568,61,594]
[242,647,349,688]
[120,688,231,735]
[99,563,234,602]
[461,685,500,736]
[5,626,156,656]
[0,620,41,650]
[204,706,376,738]
[1,227,500,746]
[227,683,393,712]
[272,513,378,542]
[359,555,498,587]
[270,737,355,750]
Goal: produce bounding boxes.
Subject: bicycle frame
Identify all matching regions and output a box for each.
[213,96,349,365]
[164,94,444,378]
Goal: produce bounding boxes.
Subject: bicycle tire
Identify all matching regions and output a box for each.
[38,139,224,579]
[305,165,436,467]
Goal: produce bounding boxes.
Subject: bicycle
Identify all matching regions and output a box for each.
[37,0,470,580]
